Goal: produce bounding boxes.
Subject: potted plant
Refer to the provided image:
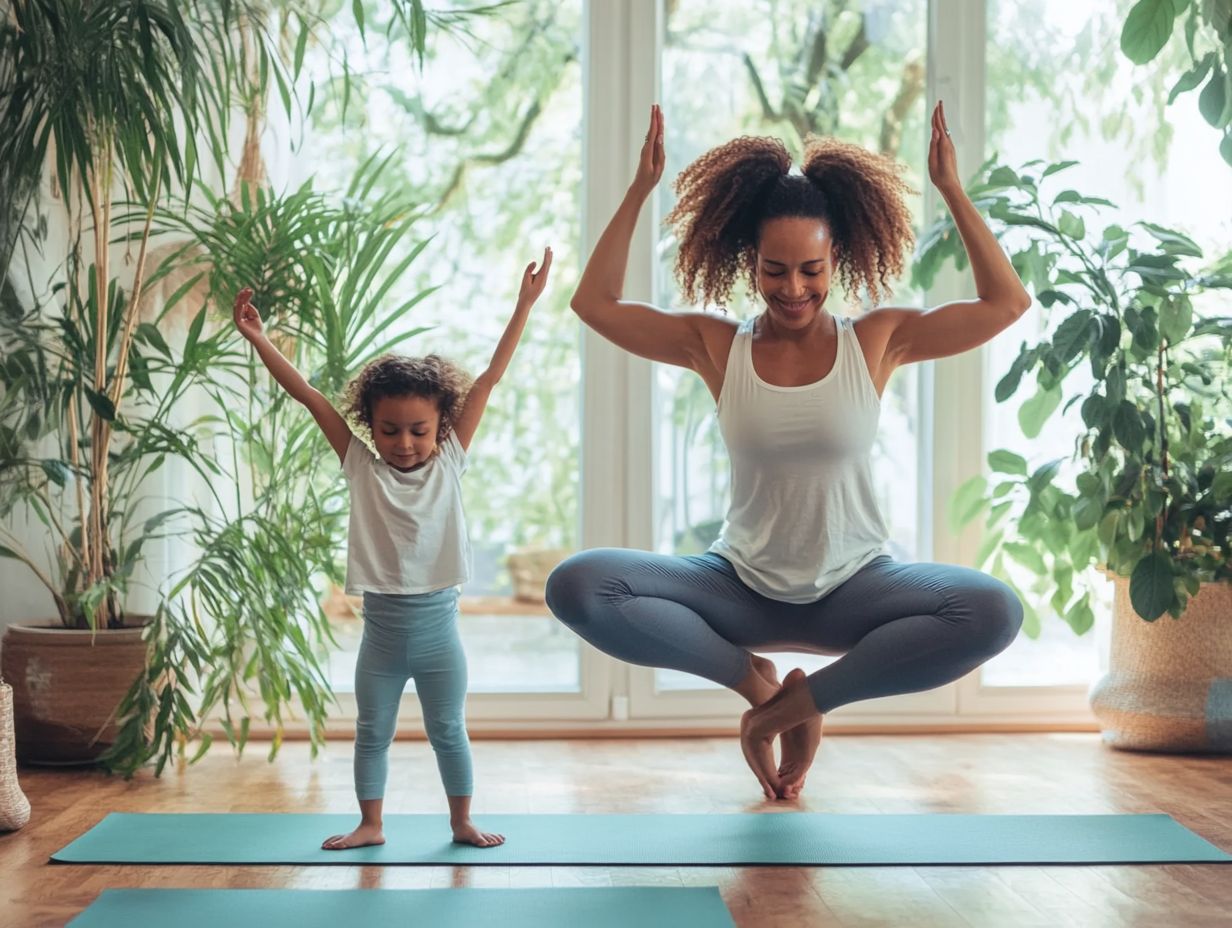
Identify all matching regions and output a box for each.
[917,157,1232,752]
[0,0,264,763]
[0,0,351,769]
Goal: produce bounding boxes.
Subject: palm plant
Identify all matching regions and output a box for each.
[0,0,288,629]
[0,0,460,772]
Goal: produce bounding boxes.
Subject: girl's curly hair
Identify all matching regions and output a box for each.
[665,135,915,307]
[342,354,473,443]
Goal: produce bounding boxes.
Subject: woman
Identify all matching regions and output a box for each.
[546,102,1028,801]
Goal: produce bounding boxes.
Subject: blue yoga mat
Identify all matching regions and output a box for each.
[68,887,735,928]
[51,812,1231,865]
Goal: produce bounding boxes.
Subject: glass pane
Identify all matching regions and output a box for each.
[654,0,928,692]
[980,0,1232,687]
[300,2,584,694]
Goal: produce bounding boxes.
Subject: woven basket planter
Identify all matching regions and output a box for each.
[0,623,149,764]
[1089,577,1232,752]
[0,681,31,831]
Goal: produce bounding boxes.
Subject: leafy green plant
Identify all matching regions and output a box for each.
[0,259,240,623]
[0,0,460,772]
[0,0,470,629]
[917,158,1232,631]
[0,0,280,628]
[1120,0,1232,165]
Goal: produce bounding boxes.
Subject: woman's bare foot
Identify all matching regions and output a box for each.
[451,819,505,848]
[749,657,819,799]
[321,820,386,850]
[750,654,780,690]
[776,668,822,801]
[734,653,780,708]
[739,705,782,801]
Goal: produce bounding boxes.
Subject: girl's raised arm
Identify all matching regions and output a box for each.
[451,249,552,452]
[234,288,353,464]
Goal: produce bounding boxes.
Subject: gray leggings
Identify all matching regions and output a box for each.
[545,550,1023,713]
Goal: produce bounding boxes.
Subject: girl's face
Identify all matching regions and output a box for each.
[370,394,442,471]
[755,216,835,330]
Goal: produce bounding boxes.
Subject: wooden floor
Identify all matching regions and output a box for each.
[3,733,1230,927]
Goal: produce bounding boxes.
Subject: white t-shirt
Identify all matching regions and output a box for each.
[341,431,472,595]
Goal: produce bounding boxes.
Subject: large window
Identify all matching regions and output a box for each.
[243,0,1228,729]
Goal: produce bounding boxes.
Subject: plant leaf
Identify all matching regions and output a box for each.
[1129,551,1174,620]
[1018,385,1062,438]
[1120,0,1179,64]
[1168,53,1215,103]
[988,449,1028,476]
[84,388,117,421]
[1199,66,1228,127]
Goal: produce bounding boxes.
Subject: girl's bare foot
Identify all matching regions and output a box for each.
[321,821,386,850]
[452,819,505,848]
[776,668,822,801]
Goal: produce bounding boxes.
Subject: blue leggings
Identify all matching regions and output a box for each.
[354,589,473,801]
[545,550,1023,714]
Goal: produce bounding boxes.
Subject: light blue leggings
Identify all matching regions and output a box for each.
[354,589,473,801]
[545,550,1023,714]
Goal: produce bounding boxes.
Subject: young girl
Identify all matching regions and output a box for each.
[233,246,552,849]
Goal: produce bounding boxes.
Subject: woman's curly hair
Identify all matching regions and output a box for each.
[342,354,473,443]
[665,135,915,307]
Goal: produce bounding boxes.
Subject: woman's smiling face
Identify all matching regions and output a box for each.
[756,216,835,330]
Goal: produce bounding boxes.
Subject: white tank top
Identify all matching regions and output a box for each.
[708,315,888,603]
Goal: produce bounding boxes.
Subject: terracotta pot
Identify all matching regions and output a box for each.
[0,622,149,764]
[1089,578,1231,753]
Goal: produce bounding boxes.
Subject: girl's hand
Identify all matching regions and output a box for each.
[517,247,553,308]
[928,101,961,197]
[233,288,264,342]
[631,104,665,198]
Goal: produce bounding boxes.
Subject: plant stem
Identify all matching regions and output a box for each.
[67,392,90,586]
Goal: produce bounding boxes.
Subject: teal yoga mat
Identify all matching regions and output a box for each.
[68,887,735,928]
[52,812,1231,866]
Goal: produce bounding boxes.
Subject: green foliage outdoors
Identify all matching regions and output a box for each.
[1120,0,1232,165]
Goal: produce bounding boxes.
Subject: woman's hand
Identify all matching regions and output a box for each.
[630,104,665,198]
[516,247,553,309]
[233,288,265,342]
[927,100,961,198]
